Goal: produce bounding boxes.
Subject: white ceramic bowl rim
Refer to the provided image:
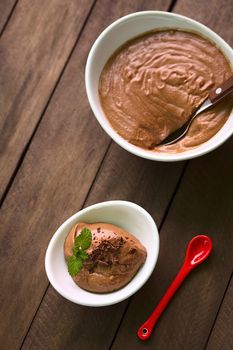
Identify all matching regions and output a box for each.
[85,11,233,162]
[45,200,159,306]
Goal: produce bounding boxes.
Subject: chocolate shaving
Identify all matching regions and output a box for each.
[129,248,136,254]
[96,260,109,266]
[85,237,125,270]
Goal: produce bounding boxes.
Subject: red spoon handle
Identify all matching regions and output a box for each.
[137,264,191,341]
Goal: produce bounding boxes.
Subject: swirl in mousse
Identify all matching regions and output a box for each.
[99,30,233,153]
[64,222,147,293]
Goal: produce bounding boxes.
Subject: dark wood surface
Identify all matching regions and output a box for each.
[0,0,232,349]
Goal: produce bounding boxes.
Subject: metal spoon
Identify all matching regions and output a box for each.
[159,75,233,146]
[137,235,213,341]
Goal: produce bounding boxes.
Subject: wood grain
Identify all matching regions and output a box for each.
[109,1,233,349]
[0,0,16,33]
[15,0,189,349]
[174,0,233,46]
[1,0,233,349]
[206,274,233,350]
[111,139,233,350]
[0,0,94,201]
[0,0,175,349]
[0,3,107,349]
[21,143,184,350]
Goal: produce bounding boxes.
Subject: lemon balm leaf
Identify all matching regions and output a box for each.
[77,250,89,261]
[67,256,83,277]
[67,227,92,277]
[74,227,92,252]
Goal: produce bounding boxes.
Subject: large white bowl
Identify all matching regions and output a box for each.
[45,201,159,306]
[85,11,233,161]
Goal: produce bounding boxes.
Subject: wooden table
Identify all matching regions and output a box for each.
[1,0,233,349]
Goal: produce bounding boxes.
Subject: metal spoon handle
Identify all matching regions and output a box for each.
[209,75,233,104]
[159,75,233,146]
[137,264,191,341]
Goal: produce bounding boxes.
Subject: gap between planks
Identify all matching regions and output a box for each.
[0,0,19,38]
[167,0,178,12]
[204,270,233,349]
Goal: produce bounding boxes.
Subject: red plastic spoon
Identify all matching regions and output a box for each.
[137,235,213,341]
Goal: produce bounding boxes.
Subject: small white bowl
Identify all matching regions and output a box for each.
[45,201,159,307]
[85,11,233,162]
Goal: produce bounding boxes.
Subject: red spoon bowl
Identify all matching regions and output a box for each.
[137,235,213,341]
[184,235,213,268]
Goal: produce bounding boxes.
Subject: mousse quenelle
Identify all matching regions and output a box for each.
[64,222,147,292]
[99,30,233,153]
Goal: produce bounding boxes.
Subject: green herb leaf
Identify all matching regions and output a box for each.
[77,250,89,261]
[67,255,83,277]
[73,227,92,252]
[67,227,92,277]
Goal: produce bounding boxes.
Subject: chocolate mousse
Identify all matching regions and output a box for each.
[64,222,147,292]
[99,30,233,153]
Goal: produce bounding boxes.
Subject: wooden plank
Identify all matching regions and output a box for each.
[174,0,233,45]
[206,275,233,350]
[0,1,176,349]
[0,2,105,349]
[11,0,187,349]
[110,141,233,350]
[0,0,16,33]
[21,146,184,350]
[109,1,233,348]
[0,0,94,201]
